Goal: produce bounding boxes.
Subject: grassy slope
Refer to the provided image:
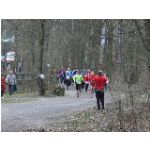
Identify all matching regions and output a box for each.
[23,100,150,132]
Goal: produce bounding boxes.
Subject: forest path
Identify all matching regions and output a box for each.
[1,87,112,131]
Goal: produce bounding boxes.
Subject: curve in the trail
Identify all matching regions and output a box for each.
[1,89,112,131]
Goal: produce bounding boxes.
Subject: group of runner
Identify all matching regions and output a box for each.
[1,67,109,110]
[56,67,109,110]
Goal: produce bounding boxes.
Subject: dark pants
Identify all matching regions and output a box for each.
[81,81,84,89]
[76,84,81,97]
[1,90,4,97]
[60,76,65,84]
[9,85,14,95]
[85,83,89,92]
[14,84,17,92]
[76,84,81,91]
[95,90,104,109]
[64,79,71,89]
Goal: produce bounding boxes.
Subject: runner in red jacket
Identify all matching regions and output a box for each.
[93,70,108,110]
[83,70,91,92]
[1,76,6,97]
[89,71,96,98]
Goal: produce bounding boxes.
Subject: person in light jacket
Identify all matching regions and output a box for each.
[6,71,17,95]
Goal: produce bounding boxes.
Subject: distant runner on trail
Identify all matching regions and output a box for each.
[73,70,83,97]
[83,70,91,92]
[93,70,108,110]
[64,68,72,90]
[57,67,66,85]
[89,71,95,98]
[72,67,78,76]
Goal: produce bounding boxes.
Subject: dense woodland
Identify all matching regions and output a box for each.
[1,19,150,94]
[1,19,150,131]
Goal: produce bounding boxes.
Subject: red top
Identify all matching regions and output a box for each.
[93,75,107,91]
[1,77,6,91]
[89,73,95,87]
[83,74,91,82]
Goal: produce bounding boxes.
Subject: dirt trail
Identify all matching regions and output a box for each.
[1,88,112,131]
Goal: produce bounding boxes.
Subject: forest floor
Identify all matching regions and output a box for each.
[1,87,150,132]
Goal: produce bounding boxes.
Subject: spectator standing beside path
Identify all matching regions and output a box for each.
[5,71,17,95]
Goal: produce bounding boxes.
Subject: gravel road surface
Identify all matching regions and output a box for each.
[1,88,112,131]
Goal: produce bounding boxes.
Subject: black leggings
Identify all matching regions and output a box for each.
[95,90,104,109]
[76,84,81,91]
[64,79,71,87]
[85,83,89,92]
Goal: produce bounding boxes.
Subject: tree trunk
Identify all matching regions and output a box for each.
[39,20,46,96]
